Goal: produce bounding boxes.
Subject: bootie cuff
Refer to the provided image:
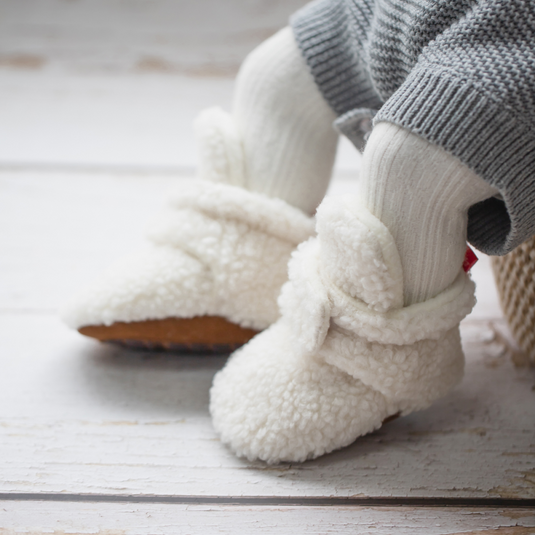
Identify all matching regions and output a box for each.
[151,180,314,247]
[279,196,476,352]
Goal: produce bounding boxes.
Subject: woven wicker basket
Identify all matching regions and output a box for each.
[491,235,535,364]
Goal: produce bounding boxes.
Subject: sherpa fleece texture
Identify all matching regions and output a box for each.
[61,180,315,331]
[210,195,476,463]
[195,107,246,188]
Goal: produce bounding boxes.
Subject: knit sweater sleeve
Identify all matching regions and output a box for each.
[292,0,535,255]
[375,0,535,255]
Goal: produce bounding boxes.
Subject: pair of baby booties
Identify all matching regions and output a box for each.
[62,108,476,464]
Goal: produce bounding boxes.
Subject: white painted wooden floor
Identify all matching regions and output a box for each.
[1,1,534,533]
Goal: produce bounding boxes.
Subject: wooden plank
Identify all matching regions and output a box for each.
[0,502,534,535]
[0,72,360,174]
[0,171,179,311]
[0,2,361,175]
[0,72,234,170]
[0,312,533,498]
[0,0,309,75]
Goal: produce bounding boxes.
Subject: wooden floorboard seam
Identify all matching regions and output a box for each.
[1,493,534,508]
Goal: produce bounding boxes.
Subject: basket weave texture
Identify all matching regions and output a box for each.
[491,235,535,364]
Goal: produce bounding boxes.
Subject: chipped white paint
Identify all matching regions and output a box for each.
[0,313,533,498]
[0,0,309,75]
[0,503,534,535]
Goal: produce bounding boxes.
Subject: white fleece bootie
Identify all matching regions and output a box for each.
[61,108,315,351]
[210,195,476,462]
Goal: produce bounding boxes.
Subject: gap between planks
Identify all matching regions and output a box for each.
[0,493,534,508]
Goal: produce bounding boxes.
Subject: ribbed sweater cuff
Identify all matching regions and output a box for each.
[375,67,535,255]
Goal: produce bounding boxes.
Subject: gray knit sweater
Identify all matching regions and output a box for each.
[291,0,535,256]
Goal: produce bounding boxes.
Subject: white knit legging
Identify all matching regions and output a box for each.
[231,26,498,305]
[232,27,339,215]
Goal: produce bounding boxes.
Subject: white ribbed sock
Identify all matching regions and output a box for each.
[361,122,499,306]
[232,27,338,215]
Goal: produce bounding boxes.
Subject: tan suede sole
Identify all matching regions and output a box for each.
[78,316,260,353]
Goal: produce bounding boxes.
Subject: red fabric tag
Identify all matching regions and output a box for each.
[463,245,478,273]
